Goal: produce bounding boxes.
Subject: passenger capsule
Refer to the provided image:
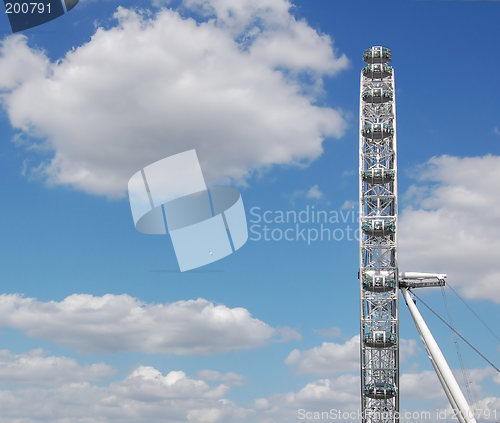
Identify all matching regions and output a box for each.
[363,331,397,348]
[362,274,397,292]
[363,46,392,64]
[361,218,395,236]
[362,64,393,79]
[364,382,396,400]
[362,88,393,103]
[362,122,393,139]
[362,168,395,184]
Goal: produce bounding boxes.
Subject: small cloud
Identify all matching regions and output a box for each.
[342,170,355,177]
[275,326,302,343]
[305,184,323,200]
[0,349,115,386]
[288,185,326,204]
[400,338,418,362]
[288,189,305,204]
[494,127,500,136]
[151,0,171,6]
[341,200,356,209]
[314,327,342,339]
[197,370,246,387]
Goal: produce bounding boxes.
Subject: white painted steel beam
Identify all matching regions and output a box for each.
[401,288,477,423]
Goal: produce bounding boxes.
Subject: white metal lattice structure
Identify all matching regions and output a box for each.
[359,46,399,423]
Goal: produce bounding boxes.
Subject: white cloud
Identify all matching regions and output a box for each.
[182,0,292,36]
[275,326,302,342]
[493,127,500,136]
[400,338,418,362]
[0,293,275,354]
[285,335,359,375]
[249,18,348,76]
[401,370,446,401]
[0,357,497,423]
[0,349,114,386]
[340,200,356,209]
[0,0,347,198]
[292,375,359,404]
[0,36,49,90]
[470,397,500,421]
[0,363,359,423]
[461,367,500,399]
[305,184,324,200]
[252,374,361,421]
[285,335,418,376]
[413,368,500,422]
[400,155,500,302]
[288,184,327,204]
[112,366,230,401]
[314,326,342,338]
[197,370,246,387]
[0,364,249,423]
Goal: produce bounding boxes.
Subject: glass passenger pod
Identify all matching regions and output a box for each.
[362,64,393,79]
[363,46,392,64]
[362,168,395,184]
[363,330,397,348]
[362,122,394,139]
[361,218,395,236]
[362,273,397,292]
[362,88,393,104]
[364,382,397,400]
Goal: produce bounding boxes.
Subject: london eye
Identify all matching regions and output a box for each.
[358,46,479,423]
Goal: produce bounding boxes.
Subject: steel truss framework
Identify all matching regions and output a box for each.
[359,46,399,423]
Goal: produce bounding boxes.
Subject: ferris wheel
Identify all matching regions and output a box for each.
[359,45,400,422]
[358,46,478,423]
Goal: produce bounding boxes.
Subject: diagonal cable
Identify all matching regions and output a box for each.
[441,287,475,406]
[410,290,500,373]
[446,281,500,343]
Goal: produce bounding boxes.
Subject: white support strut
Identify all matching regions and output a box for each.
[401,288,477,423]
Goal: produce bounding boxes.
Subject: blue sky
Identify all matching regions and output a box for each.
[0,0,499,422]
